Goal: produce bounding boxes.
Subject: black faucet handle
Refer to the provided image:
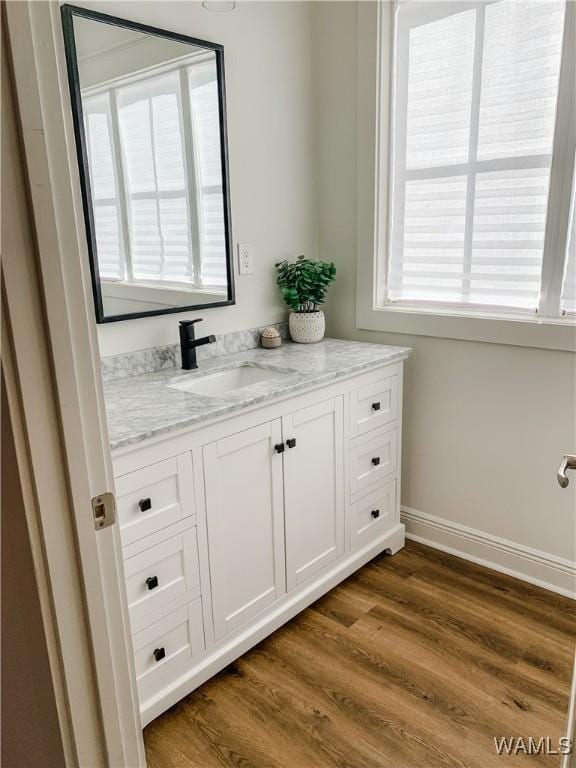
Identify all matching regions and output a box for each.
[180,318,204,326]
[179,318,203,342]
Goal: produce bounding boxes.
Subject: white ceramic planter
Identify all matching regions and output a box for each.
[289,310,325,343]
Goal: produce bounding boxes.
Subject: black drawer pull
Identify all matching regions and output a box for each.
[371,402,381,411]
[146,576,159,591]
[138,497,152,512]
[371,509,380,519]
[286,438,297,449]
[153,647,166,663]
[371,457,381,466]
[275,442,285,454]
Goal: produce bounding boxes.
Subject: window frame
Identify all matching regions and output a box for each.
[356,1,576,351]
[61,3,235,324]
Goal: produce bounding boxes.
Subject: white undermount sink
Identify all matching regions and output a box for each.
[169,364,290,397]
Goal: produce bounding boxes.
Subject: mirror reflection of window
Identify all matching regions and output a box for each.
[82,54,223,291]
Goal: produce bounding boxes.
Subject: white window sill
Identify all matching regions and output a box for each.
[356,303,576,352]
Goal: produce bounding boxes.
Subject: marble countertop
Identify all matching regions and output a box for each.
[104,339,411,451]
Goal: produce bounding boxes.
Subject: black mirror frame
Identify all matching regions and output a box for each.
[60,4,236,323]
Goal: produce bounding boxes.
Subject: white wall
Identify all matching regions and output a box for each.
[313,2,576,574]
[85,1,316,356]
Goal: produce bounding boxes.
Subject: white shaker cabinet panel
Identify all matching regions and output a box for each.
[282,397,345,591]
[203,421,286,640]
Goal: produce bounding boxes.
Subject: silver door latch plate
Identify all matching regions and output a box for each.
[92,492,116,530]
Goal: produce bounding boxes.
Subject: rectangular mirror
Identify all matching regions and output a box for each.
[61,5,235,323]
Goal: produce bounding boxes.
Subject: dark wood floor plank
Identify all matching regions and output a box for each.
[357,595,568,714]
[244,642,471,768]
[400,569,570,678]
[147,689,282,768]
[348,563,573,681]
[405,542,575,615]
[207,656,394,768]
[411,558,576,640]
[145,541,575,768]
[350,608,566,745]
[284,607,562,768]
[257,620,492,768]
[309,590,374,628]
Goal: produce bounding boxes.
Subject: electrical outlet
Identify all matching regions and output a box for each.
[237,243,254,275]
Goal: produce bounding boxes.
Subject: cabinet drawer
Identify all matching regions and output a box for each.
[115,455,195,546]
[350,427,397,497]
[350,480,396,550]
[132,600,205,700]
[123,526,201,634]
[350,373,398,438]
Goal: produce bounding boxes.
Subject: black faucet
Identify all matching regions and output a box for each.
[179,319,216,370]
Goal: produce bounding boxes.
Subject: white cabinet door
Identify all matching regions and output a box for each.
[203,421,286,640]
[282,397,345,591]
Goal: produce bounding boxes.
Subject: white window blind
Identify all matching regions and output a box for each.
[388,0,567,314]
[83,92,125,280]
[117,71,192,284]
[82,57,226,290]
[189,62,227,287]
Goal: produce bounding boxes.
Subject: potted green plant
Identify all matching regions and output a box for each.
[275,255,336,343]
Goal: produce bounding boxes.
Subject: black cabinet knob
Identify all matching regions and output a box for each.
[372,402,381,411]
[275,443,285,454]
[138,497,152,512]
[146,576,159,591]
[371,509,380,519]
[371,457,381,466]
[286,438,297,449]
[153,647,166,662]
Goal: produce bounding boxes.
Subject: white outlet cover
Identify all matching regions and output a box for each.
[237,243,254,275]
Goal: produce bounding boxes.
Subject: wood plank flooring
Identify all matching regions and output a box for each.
[144,542,576,768]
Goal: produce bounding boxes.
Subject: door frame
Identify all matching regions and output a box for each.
[4,2,145,765]
[563,655,576,768]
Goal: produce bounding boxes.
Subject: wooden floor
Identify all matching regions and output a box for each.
[144,542,576,768]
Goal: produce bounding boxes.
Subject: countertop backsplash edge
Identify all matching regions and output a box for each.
[100,322,289,382]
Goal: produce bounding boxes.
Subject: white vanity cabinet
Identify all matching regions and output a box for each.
[111,358,406,725]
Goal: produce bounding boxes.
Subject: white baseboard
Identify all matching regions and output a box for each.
[401,506,575,599]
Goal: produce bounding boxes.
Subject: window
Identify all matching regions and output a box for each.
[82,56,226,290]
[384,0,575,320]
